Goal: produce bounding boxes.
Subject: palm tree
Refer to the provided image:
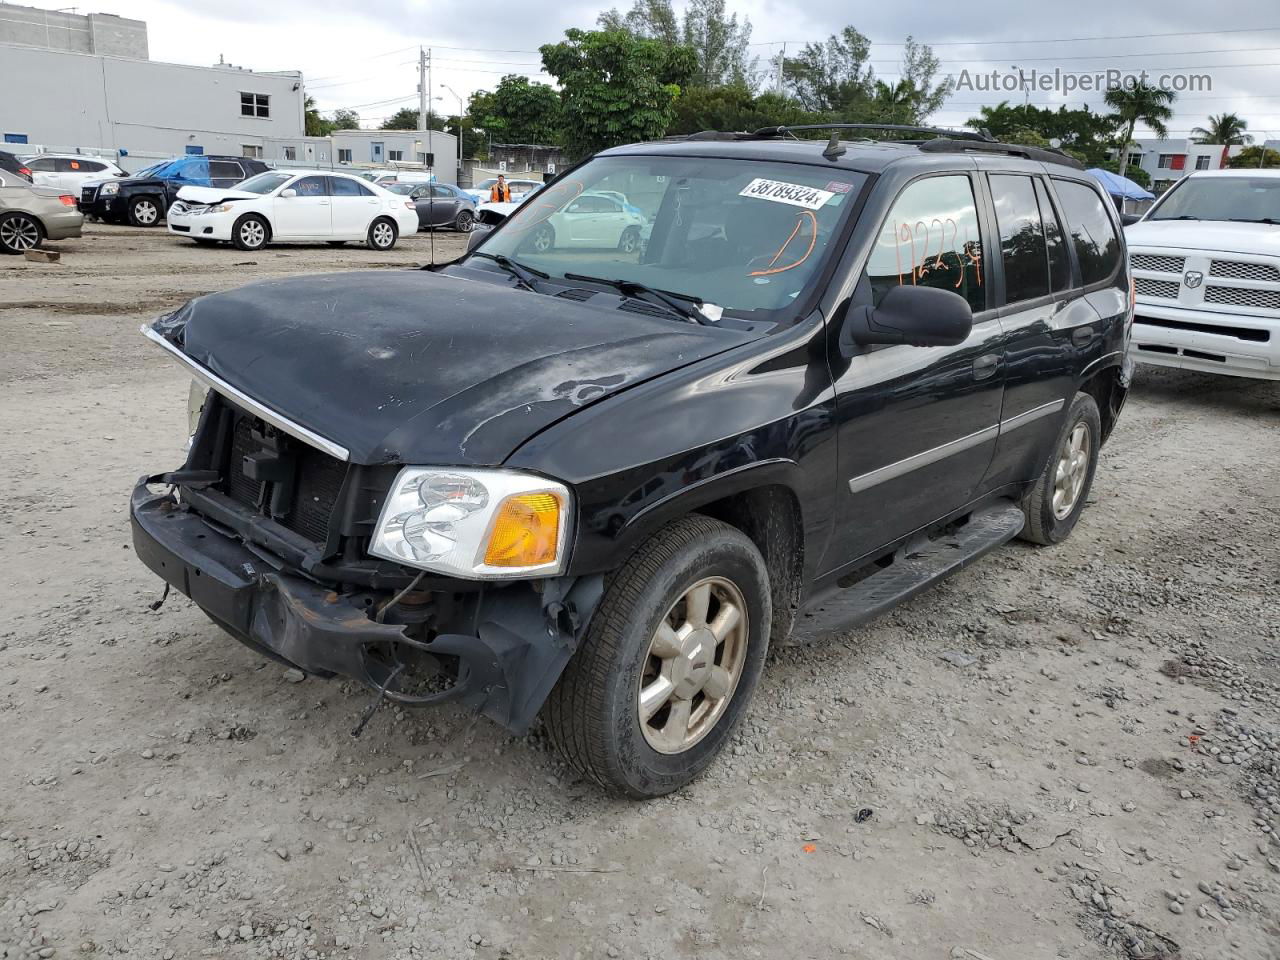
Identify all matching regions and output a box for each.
[1104,83,1175,177]
[1191,112,1252,146]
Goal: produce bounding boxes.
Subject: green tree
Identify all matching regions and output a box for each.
[331,108,361,131]
[782,27,874,114]
[1104,82,1175,177]
[379,107,447,131]
[468,75,562,145]
[304,97,334,137]
[1191,112,1252,145]
[681,0,755,88]
[966,101,1116,162]
[1227,145,1280,168]
[541,27,697,158]
[597,0,679,44]
[666,86,824,135]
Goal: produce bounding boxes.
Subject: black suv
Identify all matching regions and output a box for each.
[80,154,269,226]
[131,126,1132,797]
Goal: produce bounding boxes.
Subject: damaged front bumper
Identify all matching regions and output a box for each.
[130,479,602,734]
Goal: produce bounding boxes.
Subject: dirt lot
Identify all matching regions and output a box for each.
[2,223,1279,960]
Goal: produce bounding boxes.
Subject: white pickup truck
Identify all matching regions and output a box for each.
[1126,169,1280,380]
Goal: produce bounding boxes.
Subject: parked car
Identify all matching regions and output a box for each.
[24,153,127,191]
[357,170,434,186]
[523,190,647,254]
[1126,169,1280,380]
[166,169,419,251]
[131,127,1131,798]
[0,150,33,183]
[79,155,271,227]
[464,177,542,203]
[0,168,83,254]
[474,184,542,227]
[387,181,476,232]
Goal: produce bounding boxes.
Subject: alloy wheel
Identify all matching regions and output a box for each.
[133,200,158,225]
[638,576,749,754]
[455,211,473,232]
[239,219,265,248]
[532,225,554,253]
[0,215,40,252]
[1052,422,1091,519]
[372,221,395,248]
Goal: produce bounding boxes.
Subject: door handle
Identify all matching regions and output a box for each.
[318,200,330,205]
[1071,326,1095,346]
[973,354,1000,380]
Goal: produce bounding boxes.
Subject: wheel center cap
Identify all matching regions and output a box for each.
[671,627,715,699]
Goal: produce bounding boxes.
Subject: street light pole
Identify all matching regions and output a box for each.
[442,84,465,185]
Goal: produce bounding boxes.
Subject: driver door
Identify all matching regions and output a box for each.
[273,176,331,238]
[823,173,1005,573]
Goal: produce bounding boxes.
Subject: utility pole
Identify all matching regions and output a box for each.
[775,41,786,94]
[418,47,433,173]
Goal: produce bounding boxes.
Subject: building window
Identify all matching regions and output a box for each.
[242,144,263,159]
[388,150,404,162]
[1195,155,1211,170]
[240,93,270,119]
[1127,152,1142,167]
[338,148,352,163]
[3,133,29,144]
[1157,154,1175,168]
[283,146,296,160]
[184,145,204,155]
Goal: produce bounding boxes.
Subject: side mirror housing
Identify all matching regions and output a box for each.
[466,224,493,252]
[1119,212,1143,226]
[280,188,297,198]
[841,284,973,355]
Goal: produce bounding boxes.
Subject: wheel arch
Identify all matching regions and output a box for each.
[234,210,272,242]
[1077,359,1127,445]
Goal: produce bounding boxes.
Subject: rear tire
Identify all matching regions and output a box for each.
[231,214,269,251]
[618,226,641,254]
[1019,392,1101,545]
[530,222,555,253]
[128,196,161,227]
[454,209,474,232]
[0,212,43,254]
[545,515,771,798]
[367,217,397,250]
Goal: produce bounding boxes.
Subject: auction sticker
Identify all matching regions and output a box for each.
[739,178,834,210]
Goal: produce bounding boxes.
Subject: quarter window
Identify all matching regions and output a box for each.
[1052,179,1122,286]
[864,175,986,313]
[1035,179,1071,293]
[240,93,270,118]
[990,174,1050,304]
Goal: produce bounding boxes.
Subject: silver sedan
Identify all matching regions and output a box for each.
[0,168,84,254]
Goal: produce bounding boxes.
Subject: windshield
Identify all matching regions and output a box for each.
[133,161,170,179]
[471,155,865,317]
[1149,176,1280,223]
[476,178,498,189]
[237,172,294,194]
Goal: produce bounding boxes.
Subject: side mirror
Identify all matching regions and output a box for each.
[1119,212,1143,226]
[841,284,973,355]
[466,224,493,252]
[280,188,297,198]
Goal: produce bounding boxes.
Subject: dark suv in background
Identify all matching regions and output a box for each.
[131,125,1132,798]
[80,154,270,226]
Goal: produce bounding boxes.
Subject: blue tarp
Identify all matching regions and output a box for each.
[1086,168,1155,201]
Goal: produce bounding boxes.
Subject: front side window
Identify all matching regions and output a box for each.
[1053,179,1122,285]
[290,176,329,197]
[864,175,986,313]
[475,155,866,317]
[175,157,210,181]
[240,93,270,118]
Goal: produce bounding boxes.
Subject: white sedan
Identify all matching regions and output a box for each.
[526,192,646,253]
[166,170,420,251]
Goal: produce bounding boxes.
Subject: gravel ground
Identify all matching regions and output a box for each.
[2,223,1279,960]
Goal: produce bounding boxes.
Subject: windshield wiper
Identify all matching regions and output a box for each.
[563,272,711,325]
[471,252,547,292]
[1227,217,1280,225]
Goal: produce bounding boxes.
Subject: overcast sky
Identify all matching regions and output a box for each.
[62,0,1280,140]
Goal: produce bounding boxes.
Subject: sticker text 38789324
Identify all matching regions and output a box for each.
[739,178,835,210]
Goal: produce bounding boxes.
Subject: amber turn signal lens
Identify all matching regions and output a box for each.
[483,492,562,567]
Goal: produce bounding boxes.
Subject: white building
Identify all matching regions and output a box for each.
[1115,139,1242,193]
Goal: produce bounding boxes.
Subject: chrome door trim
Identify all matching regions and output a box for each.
[999,398,1065,434]
[141,325,351,461]
[847,424,999,494]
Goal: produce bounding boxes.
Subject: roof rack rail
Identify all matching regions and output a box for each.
[917,138,1086,170]
[752,123,995,143]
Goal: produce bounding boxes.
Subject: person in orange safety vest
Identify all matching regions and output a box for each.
[490,174,512,203]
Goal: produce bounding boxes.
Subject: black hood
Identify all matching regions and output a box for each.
[154,270,750,466]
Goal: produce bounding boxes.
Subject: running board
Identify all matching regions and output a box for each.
[786,502,1026,645]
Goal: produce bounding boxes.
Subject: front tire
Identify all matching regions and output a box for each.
[231,214,269,251]
[128,196,161,227]
[367,217,397,250]
[545,515,771,798]
[0,212,43,254]
[1019,391,1102,545]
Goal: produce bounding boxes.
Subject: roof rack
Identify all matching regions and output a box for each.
[918,137,1086,170]
[751,123,996,143]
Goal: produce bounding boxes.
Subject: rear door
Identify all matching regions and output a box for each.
[825,172,1005,572]
[428,184,458,226]
[273,175,331,238]
[329,176,380,237]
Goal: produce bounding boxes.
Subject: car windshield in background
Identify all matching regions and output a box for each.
[1150,176,1280,224]
[387,183,415,195]
[133,162,168,178]
[473,156,865,317]
[236,172,293,194]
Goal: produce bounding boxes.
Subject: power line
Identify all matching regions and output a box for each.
[746,25,1280,47]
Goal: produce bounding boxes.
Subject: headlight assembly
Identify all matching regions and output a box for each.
[100,181,120,196]
[369,468,571,579]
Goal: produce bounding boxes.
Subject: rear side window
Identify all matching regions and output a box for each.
[331,177,373,196]
[1053,180,1122,286]
[865,175,986,313]
[210,160,244,182]
[990,175,1049,304]
[28,158,56,171]
[1034,179,1071,293]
